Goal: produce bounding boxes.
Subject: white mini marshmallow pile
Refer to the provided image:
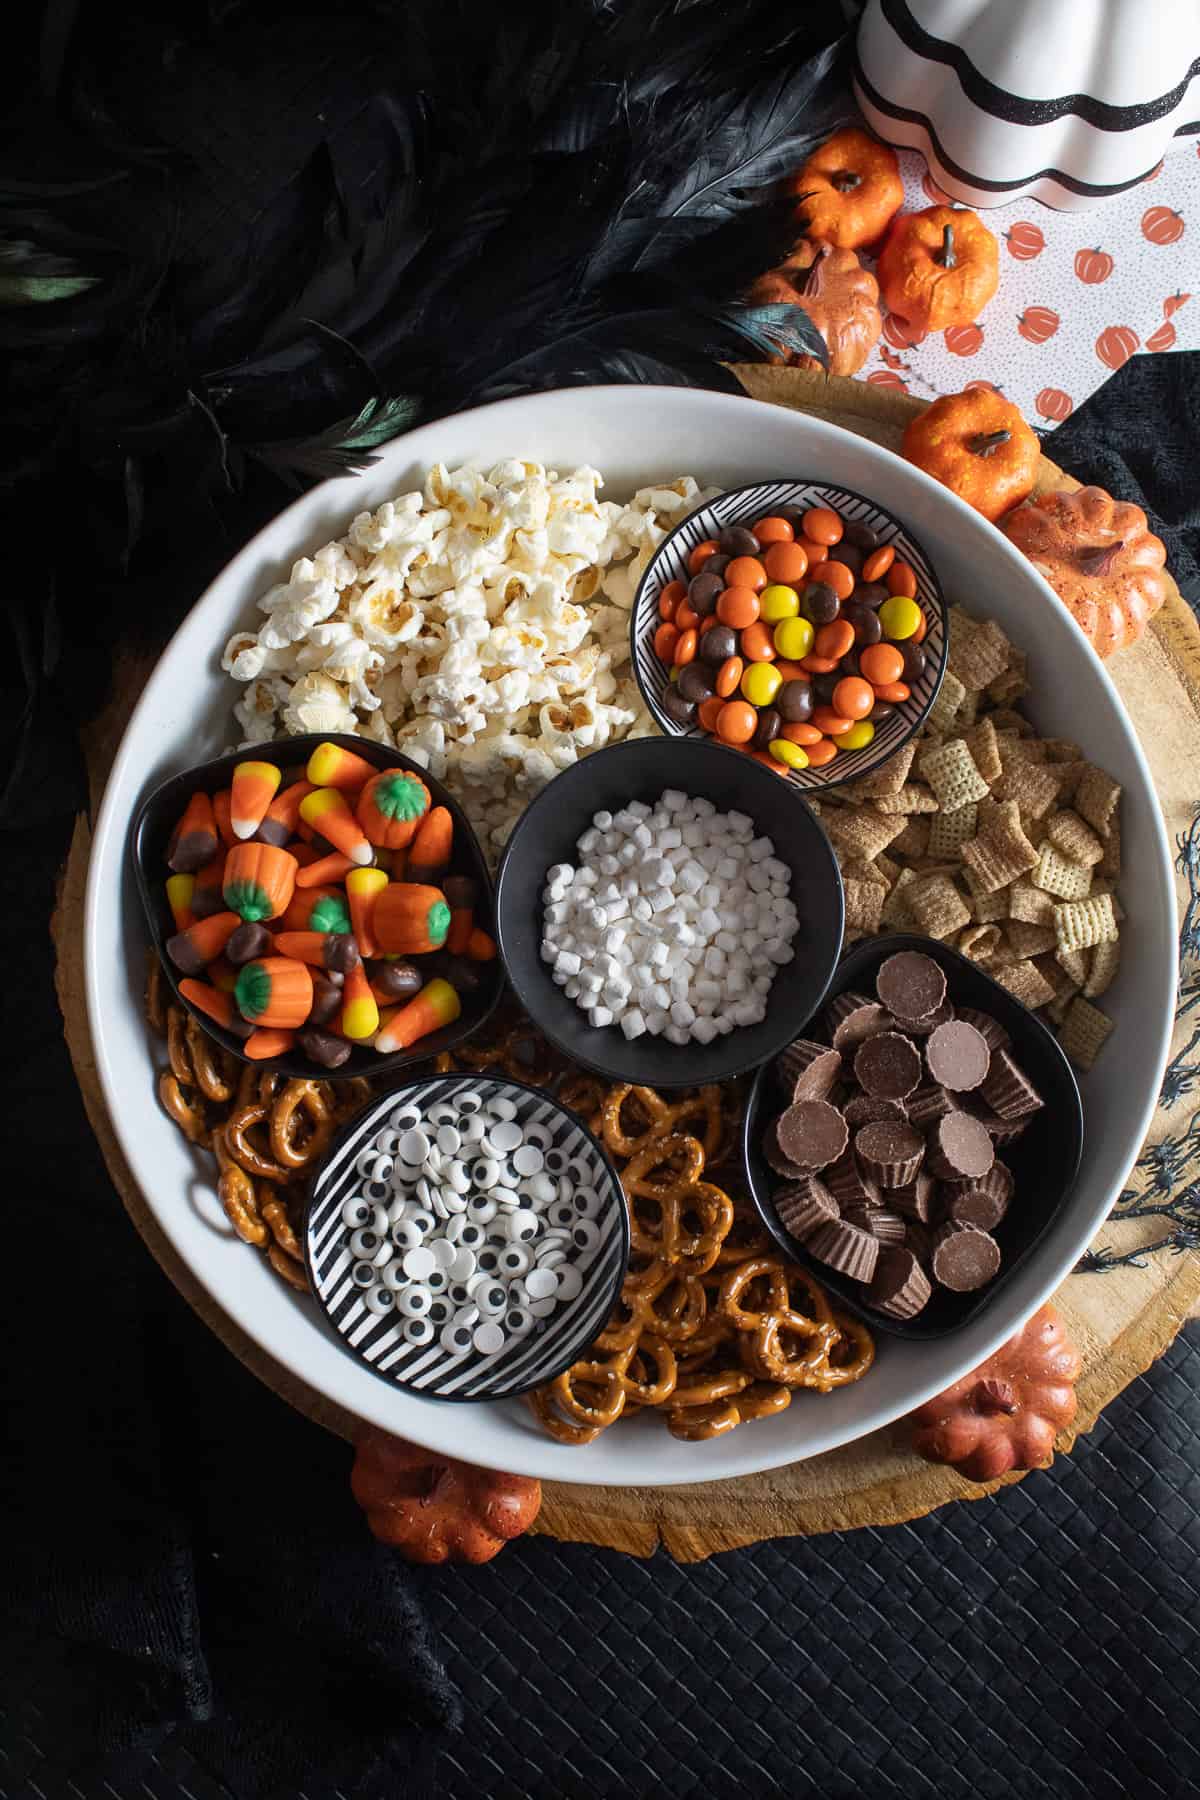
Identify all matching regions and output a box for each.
[540,789,798,1043]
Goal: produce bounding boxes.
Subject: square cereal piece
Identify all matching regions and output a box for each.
[949,617,1012,692]
[919,738,991,810]
[989,708,1034,737]
[880,865,917,928]
[1084,936,1120,998]
[1074,765,1122,838]
[1040,738,1085,764]
[1054,892,1120,953]
[998,732,1049,764]
[1032,951,1077,1000]
[957,922,1002,962]
[969,886,1010,923]
[1045,988,1076,1027]
[890,817,931,860]
[987,649,1029,706]
[925,671,966,736]
[1018,763,1065,824]
[1005,920,1058,959]
[993,958,1058,1010]
[874,784,940,815]
[1046,811,1106,867]
[1059,996,1114,1070]
[956,687,980,728]
[1009,880,1055,926]
[843,878,885,934]
[1032,843,1093,901]
[851,740,916,800]
[1098,819,1122,879]
[960,808,1039,893]
[875,853,901,887]
[1055,945,1091,988]
[927,802,978,859]
[906,873,971,940]
[963,716,1002,787]
[1089,880,1125,922]
[842,857,890,888]
[825,806,906,863]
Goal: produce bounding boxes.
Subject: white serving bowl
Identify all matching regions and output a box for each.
[86,385,1176,1486]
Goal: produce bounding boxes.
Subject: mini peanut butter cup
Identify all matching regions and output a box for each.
[875,950,947,1025]
[825,1150,882,1211]
[854,1120,925,1188]
[825,992,892,1050]
[775,1099,849,1172]
[807,1218,880,1284]
[926,1110,995,1181]
[905,1220,934,1268]
[944,1184,1010,1231]
[776,1038,843,1103]
[869,1246,932,1318]
[906,1082,957,1127]
[843,1093,908,1128]
[890,1169,937,1222]
[854,1030,922,1101]
[925,1019,991,1093]
[902,998,956,1039]
[931,1221,1002,1292]
[956,1006,1012,1053]
[775,1176,838,1241]
[865,1207,906,1246]
[763,1119,808,1179]
[961,1095,1032,1145]
[979,1048,1044,1121]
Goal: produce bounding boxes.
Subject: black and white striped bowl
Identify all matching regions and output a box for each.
[305,1074,629,1403]
[630,480,947,794]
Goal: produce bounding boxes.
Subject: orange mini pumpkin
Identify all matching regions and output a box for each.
[877,205,999,334]
[220,842,298,922]
[909,1305,1080,1484]
[786,127,903,250]
[1001,484,1168,658]
[355,768,431,850]
[351,1429,541,1563]
[902,389,1040,523]
[372,882,452,954]
[749,241,881,377]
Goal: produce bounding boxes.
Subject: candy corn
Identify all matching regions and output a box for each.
[374,979,461,1052]
[372,883,452,955]
[179,977,253,1038]
[466,926,498,962]
[406,806,454,884]
[294,849,356,888]
[165,873,196,932]
[166,910,240,975]
[167,790,218,874]
[206,955,238,993]
[306,741,377,791]
[356,769,430,849]
[345,866,389,958]
[281,885,352,934]
[222,843,298,922]
[190,854,227,919]
[212,789,237,849]
[244,1028,297,1060]
[234,956,313,1029]
[339,961,380,1041]
[272,930,360,973]
[299,788,374,865]
[257,778,314,848]
[443,875,477,955]
[230,760,282,841]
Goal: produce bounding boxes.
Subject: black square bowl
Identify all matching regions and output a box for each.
[131,734,502,1080]
[493,735,845,1088]
[742,933,1085,1339]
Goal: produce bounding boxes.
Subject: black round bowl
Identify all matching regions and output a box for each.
[493,736,845,1087]
[742,932,1085,1339]
[131,733,502,1079]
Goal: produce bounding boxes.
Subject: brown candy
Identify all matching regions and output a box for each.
[763,1119,808,1179]
[372,959,424,1001]
[825,1151,882,1211]
[843,1093,908,1128]
[854,1120,925,1188]
[869,1246,932,1319]
[980,1049,1044,1121]
[875,950,947,1025]
[853,1031,922,1101]
[776,1177,838,1240]
[926,1111,995,1181]
[226,921,274,966]
[825,992,892,1050]
[931,1222,1002,1293]
[942,1162,1014,1231]
[957,1006,1012,1053]
[902,999,955,1039]
[307,973,344,1027]
[775,1100,849,1173]
[865,1208,907,1246]
[890,1170,937,1223]
[906,1083,957,1127]
[776,1038,843,1103]
[925,1019,991,1093]
[298,1027,353,1069]
[807,1218,880,1284]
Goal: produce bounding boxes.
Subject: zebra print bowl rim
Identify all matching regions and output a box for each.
[630,480,948,794]
[304,1072,630,1403]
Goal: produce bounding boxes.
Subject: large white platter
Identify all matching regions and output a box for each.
[85,385,1177,1485]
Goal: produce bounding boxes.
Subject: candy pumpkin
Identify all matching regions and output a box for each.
[902,389,1040,522]
[356,768,430,850]
[909,1304,1080,1483]
[786,127,903,250]
[1001,485,1168,657]
[372,882,452,954]
[351,1429,541,1563]
[749,242,881,377]
[221,842,298,922]
[877,205,999,334]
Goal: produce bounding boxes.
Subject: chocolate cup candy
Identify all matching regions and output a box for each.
[775,1177,838,1240]
[869,1246,932,1319]
[980,1048,1044,1121]
[807,1218,880,1284]
[931,1222,1002,1293]
[776,1038,843,1103]
[825,991,891,1050]
[775,1099,849,1172]
[843,1093,908,1127]
[890,1170,937,1223]
[926,1110,995,1182]
[925,1019,991,1092]
[854,1120,925,1188]
[854,1030,922,1101]
[875,949,947,1025]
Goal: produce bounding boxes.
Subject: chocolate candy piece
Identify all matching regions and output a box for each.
[752,706,784,752]
[443,875,477,911]
[944,1182,1009,1231]
[800,581,840,625]
[425,951,482,993]
[900,641,927,685]
[704,552,731,581]
[869,1246,931,1318]
[678,662,716,704]
[299,1027,353,1069]
[925,1019,991,1092]
[826,1151,882,1211]
[307,973,344,1026]
[776,678,813,723]
[843,1093,907,1127]
[807,1218,879,1284]
[825,991,891,1049]
[699,622,738,665]
[827,540,863,576]
[773,505,811,536]
[854,1120,925,1187]
[324,932,361,976]
[931,1222,1001,1292]
[906,1082,957,1127]
[926,1110,995,1181]
[776,1176,838,1240]
[776,1038,842,1102]
[868,701,896,724]
[688,570,724,615]
[855,580,889,609]
[764,1119,808,1179]
[854,1030,921,1101]
[840,601,882,646]
[865,1207,906,1246]
[372,959,424,1001]
[890,1170,937,1222]
[841,519,879,551]
[875,949,947,1025]
[957,1006,1011,1053]
[980,1048,1044,1120]
[810,671,841,707]
[902,998,955,1038]
[226,920,273,966]
[719,524,760,557]
[661,686,696,725]
[775,1099,849,1172]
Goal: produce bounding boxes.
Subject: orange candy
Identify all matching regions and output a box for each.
[752,515,794,544]
[805,737,838,767]
[781,721,823,745]
[674,628,698,666]
[859,642,905,685]
[675,601,701,631]
[724,555,767,592]
[715,655,744,697]
[811,706,855,736]
[740,622,777,662]
[887,560,918,598]
[660,578,686,616]
[699,614,720,636]
[861,545,896,582]
[698,695,725,732]
[911,608,928,645]
[832,675,875,720]
[814,618,855,661]
[762,541,810,586]
[800,655,839,675]
[772,658,809,682]
[653,622,678,661]
[716,586,760,628]
[803,507,844,546]
[872,680,912,703]
[715,699,758,744]
[750,750,790,776]
[688,540,721,575]
[810,558,855,601]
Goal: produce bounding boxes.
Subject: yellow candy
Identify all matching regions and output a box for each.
[773,616,814,660]
[759,583,800,623]
[879,595,922,641]
[740,662,783,707]
[768,739,809,770]
[836,720,876,751]
[669,665,681,681]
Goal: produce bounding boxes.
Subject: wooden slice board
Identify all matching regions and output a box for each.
[53,369,1200,1560]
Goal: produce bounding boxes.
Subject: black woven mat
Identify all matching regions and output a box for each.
[4,1320,1198,1800]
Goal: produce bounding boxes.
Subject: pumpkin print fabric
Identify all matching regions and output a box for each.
[854,138,1199,424]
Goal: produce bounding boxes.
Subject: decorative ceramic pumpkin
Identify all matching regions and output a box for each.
[351,1429,541,1563]
[786,127,904,249]
[903,389,1040,523]
[909,1305,1081,1483]
[877,206,999,334]
[750,241,882,377]
[1001,484,1168,657]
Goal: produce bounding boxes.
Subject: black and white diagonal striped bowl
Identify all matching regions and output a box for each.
[630,480,947,794]
[305,1074,629,1403]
